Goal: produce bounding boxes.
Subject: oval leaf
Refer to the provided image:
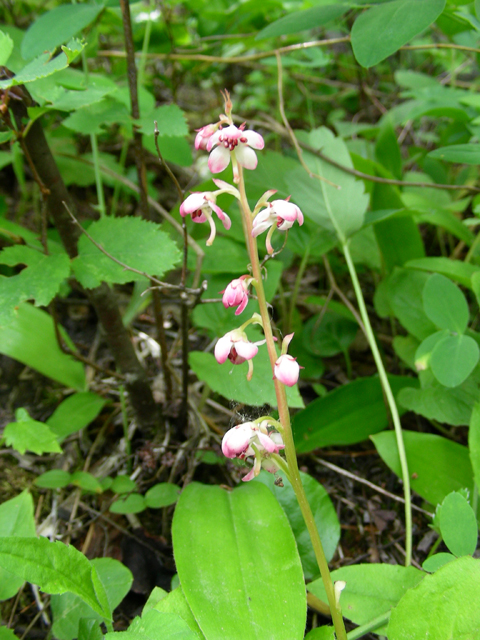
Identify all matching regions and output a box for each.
[430,334,479,387]
[172,482,306,640]
[438,492,478,557]
[423,273,469,333]
[351,0,446,68]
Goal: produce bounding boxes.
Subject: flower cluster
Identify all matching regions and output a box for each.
[222,420,284,482]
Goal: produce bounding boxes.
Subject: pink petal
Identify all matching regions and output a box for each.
[180,192,206,215]
[235,340,258,360]
[206,129,222,151]
[243,130,265,149]
[274,355,300,387]
[214,335,233,364]
[242,468,256,482]
[235,294,248,316]
[235,145,258,170]
[209,146,231,173]
[256,431,277,453]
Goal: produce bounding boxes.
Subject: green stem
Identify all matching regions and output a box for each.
[346,611,391,639]
[138,0,154,87]
[90,132,107,218]
[342,241,412,566]
[237,167,347,640]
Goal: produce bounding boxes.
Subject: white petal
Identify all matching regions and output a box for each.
[236,145,258,170]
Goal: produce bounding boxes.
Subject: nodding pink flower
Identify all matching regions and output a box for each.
[252,199,304,254]
[206,123,264,177]
[274,333,302,386]
[214,329,266,380]
[274,354,300,387]
[180,192,231,246]
[221,276,251,315]
[222,421,284,460]
[195,123,219,151]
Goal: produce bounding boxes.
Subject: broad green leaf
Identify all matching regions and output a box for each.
[415,331,449,372]
[4,408,62,455]
[428,143,480,164]
[138,105,188,138]
[72,217,181,289]
[173,482,306,640]
[438,492,478,557]
[78,619,103,640]
[406,257,480,288]
[302,311,357,357]
[373,214,425,271]
[304,628,335,640]
[110,476,137,495]
[413,208,474,247]
[372,430,474,507]
[430,334,479,387]
[0,31,13,66]
[49,82,118,112]
[388,557,480,639]
[21,4,104,60]
[308,564,424,633]
[35,470,72,490]
[0,41,85,89]
[47,392,106,442]
[387,268,437,340]
[0,303,86,391]
[189,350,304,409]
[51,558,133,640]
[285,128,369,243]
[399,375,479,426]
[153,587,203,638]
[294,375,418,452]
[109,494,146,514]
[375,117,403,180]
[256,5,348,39]
[0,491,36,600]
[189,236,248,274]
[144,484,181,509]
[469,402,480,491]
[423,273,469,333]
[0,246,70,325]
[105,610,199,640]
[0,537,111,620]
[422,553,456,573]
[351,0,446,68]
[254,471,340,580]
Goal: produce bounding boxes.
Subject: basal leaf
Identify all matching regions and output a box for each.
[423,273,469,333]
[405,257,480,289]
[372,430,474,507]
[47,392,106,442]
[4,408,62,455]
[172,482,306,640]
[351,0,446,68]
[144,484,181,509]
[438,492,478,557]
[388,557,480,639]
[72,217,181,289]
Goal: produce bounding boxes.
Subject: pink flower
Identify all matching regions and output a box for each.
[207,123,264,175]
[274,354,300,387]
[214,329,266,380]
[180,192,231,246]
[195,123,219,151]
[221,276,250,315]
[252,199,304,254]
[222,421,283,459]
[273,332,302,386]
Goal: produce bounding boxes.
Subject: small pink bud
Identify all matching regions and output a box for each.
[274,354,300,387]
[221,276,250,315]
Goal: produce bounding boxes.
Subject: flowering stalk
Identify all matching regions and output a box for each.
[236,165,348,640]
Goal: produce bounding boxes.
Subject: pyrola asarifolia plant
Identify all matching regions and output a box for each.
[180,91,347,640]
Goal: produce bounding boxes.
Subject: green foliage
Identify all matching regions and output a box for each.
[3,408,62,455]
[172,482,306,640]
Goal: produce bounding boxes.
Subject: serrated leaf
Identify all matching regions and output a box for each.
[71,217,181,289]
[138,104,188,137]
[62,98,131,135]
[256,5,348,39]
[351,0,446,68]
[0,537,111,620]
[0,491,36,601]
[51,557,132,640]
[47,392,106,442]
[0,41,85,89]
[0,246,70,325]
[4,409,62,455]
[21,4,104,61]
[0,31,13,66]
